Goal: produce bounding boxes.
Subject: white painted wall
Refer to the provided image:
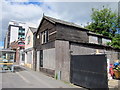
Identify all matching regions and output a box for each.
[27,51,32,64]
[19,50,25,65]
[25,28,33,49]
[9,21,28,42]
[25,50,34,68]
[10,26,19,43]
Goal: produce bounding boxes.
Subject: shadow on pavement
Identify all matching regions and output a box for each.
[14,66,26,72]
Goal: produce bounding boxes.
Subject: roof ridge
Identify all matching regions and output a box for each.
[43,15,84,29]
[29,27,37,33]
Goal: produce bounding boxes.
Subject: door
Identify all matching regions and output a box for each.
[37,51,40,71]
[40,50,43,67]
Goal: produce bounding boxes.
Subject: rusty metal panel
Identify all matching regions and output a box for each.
[71,54,108,89]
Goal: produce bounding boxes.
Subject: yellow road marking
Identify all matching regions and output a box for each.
[0,63,13,65]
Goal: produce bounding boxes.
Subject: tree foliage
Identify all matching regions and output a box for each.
[107,34,120,49]
[85,6,119,37]
[85,6,120,49]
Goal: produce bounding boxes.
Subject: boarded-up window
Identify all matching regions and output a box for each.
[27,52,32,64]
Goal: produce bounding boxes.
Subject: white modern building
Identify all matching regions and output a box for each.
[4,21,27,49]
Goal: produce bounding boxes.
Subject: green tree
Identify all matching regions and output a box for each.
[85,6,118,37]
[85,6,120,49]
[107,34,120,49]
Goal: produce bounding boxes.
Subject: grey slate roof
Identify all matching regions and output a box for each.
[44,16,88,31]
[29,27,37,33]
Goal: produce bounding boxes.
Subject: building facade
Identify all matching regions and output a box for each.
[34,16,120,82]
[24,27,37,69]
[4,21,26,49]
[9,39,25,63]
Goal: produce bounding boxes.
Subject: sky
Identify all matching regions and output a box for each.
[0,0,119,49]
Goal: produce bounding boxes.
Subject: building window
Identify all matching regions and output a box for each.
[98,37,102,44]
[27,36,30,45]
[41,30,49,44]
[18,28,25,39]
[22,53,25,61]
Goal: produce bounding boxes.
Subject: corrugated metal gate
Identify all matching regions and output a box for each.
[70,54,108,89]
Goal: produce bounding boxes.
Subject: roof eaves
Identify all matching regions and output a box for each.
[87,32,112,39]
[31,28,37,33]
[69,40,120,51]
[43,16,56,24]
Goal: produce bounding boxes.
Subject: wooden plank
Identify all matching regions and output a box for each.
[36,19,56,48]
[56,24,89,43]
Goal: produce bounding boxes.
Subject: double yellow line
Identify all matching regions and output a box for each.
[0,63,13,65]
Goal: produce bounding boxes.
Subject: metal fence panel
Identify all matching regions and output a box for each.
[71,54,108,89]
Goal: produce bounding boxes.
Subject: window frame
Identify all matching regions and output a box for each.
[98,37,102,45]
[41,30,49,44]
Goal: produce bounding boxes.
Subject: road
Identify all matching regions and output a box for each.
[0,66,79,89]
[1,66,119,89]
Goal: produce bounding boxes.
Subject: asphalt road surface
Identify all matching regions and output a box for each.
[1,66,119,90]
[0,66,79,89]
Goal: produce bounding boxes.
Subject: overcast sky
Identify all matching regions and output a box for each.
[0,0,119,48]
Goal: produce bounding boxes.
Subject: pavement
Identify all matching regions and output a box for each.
[0,65,120,90]
[0,66,81,89]
[108,79,120,90]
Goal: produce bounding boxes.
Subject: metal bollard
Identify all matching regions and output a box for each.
[11,65,14,72]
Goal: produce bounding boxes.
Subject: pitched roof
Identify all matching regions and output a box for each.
[29,27,37,33]
[43,16,112,39]
[25,27,37,39]
[38,16,112,39]
[43,16,88,31]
